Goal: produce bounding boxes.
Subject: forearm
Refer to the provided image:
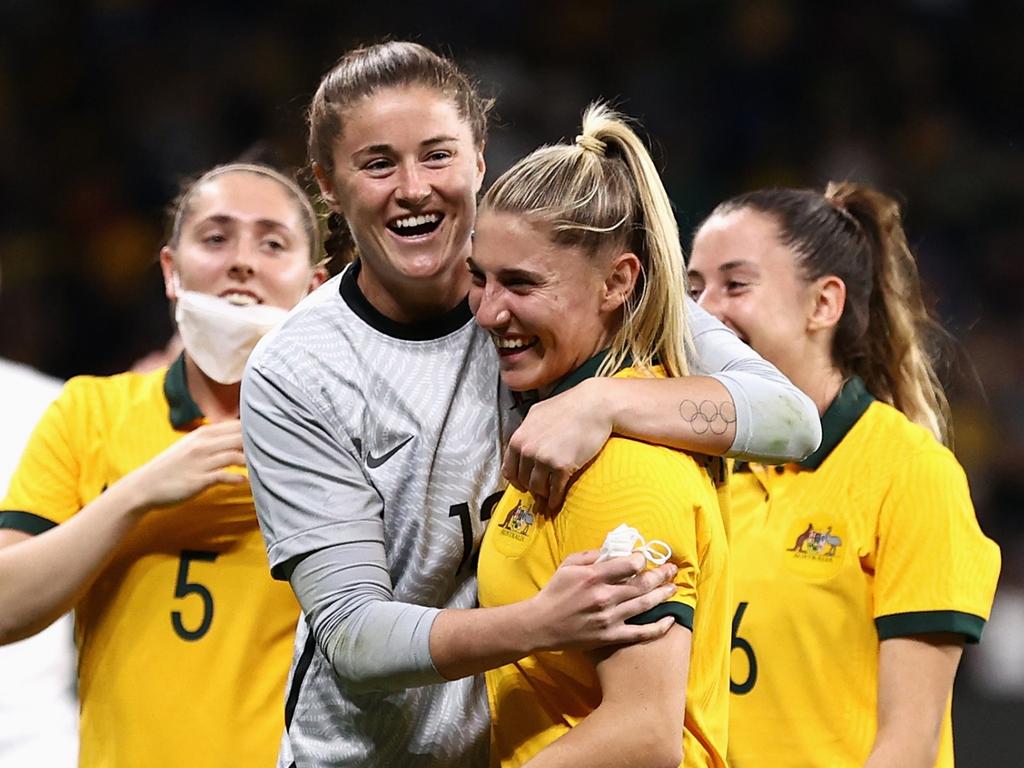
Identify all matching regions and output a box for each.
[295,545,534,690]
[865,635,963,768]
[294,543,677,693]
[604,375,735,456]
[0,478,147,644]
[429,602,535,680]
[599,364,821,465]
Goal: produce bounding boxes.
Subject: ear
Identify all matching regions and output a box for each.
[312,163,341,211]
[806,275,846,333]
[159,246,177,302]
[600,251,642,312]
[307,264,329,294]
[473,143,486,195]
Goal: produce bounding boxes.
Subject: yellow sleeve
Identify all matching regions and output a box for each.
[874,446,1001,643]
[556,438,706,630]
[0,378,90,533]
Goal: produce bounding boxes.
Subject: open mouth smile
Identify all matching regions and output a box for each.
[220,290,263,305]
[492,334,538,357]
[387,213,444,238]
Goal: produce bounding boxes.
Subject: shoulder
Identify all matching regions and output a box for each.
[247,275,353,384]
[580,436,711,496]
[852,401,961,478]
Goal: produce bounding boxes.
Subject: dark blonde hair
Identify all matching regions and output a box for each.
[481,102,693,379]
[167,163,323,267]
[708,183,951,442]
[308,41,493,264]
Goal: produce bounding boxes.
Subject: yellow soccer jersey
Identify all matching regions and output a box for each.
[478,361,730,768]
[727,377,1000,768]
[0,355,299,768]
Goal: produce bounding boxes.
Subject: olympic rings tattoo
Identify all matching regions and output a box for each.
[678,399,737,435]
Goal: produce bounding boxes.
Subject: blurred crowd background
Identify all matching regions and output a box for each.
[1,1,1021,763]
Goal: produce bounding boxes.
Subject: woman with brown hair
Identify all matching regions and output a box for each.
[242,40,818,767]
[689,182,1001,767]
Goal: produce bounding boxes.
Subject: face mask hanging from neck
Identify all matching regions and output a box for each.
[173,276,289,385]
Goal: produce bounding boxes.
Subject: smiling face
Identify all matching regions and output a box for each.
[160,170,323,310]
[468,211,632,394]
[316,85,486,318]
[688,206,818,383]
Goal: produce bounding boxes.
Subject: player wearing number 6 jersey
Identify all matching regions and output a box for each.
[0,163,327,767]
[689,183,1001,767]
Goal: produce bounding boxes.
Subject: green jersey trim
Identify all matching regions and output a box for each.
[875,609,986,644]
[799,376,875,470]
[626,601,694,631]
[164,352,204,429]
[0,510,58,535]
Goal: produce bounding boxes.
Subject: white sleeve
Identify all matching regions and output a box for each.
[686,297,822,462]
[241,359,443,692]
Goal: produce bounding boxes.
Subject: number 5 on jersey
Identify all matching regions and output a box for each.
[171,550,219,641]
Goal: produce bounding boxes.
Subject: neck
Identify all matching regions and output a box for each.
[357,258,471,324]
[183,355,240,421]
[789,361,845,417]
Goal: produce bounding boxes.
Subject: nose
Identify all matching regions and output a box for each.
[395,161,430,207]
[227,237,257,281]
[472,281,511,331]
[696,288,725,322]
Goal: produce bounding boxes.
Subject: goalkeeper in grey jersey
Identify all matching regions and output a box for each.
[242,41,820,768]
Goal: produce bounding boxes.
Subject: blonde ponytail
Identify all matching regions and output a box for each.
[482,102,693,380]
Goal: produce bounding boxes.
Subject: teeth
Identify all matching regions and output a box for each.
[392,213,441,229]
[224,293,258,306]
[494,337,531,350]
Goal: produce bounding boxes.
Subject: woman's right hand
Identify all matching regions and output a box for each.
[119,420,247,511]
[529,549,678,651]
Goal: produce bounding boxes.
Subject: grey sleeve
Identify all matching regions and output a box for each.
[290,546,444,694]
[685,297,822,462]
[241,360,443,692]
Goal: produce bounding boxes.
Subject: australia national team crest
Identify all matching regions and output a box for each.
[497,499,535,542]
[782,519,846,579]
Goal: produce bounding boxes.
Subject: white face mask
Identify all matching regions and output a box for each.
[173,276,289,384]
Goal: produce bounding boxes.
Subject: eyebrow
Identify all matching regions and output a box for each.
[357,135,460,156]
[718,259,756,273]
[197,214,294,232]
[466,258,542,283]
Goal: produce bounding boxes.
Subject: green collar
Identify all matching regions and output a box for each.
[514,349,620,416]
[546,349,618,400]
[163,353,204,429]
[799,376,875,470]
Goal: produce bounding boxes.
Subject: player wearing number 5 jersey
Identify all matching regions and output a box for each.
[689,183,1000,767]
[0,163,327,767]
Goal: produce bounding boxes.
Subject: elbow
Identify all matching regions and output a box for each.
[633,722,683,768]
[644,737,682,768]
[324,636,400,695]
[789,389,822,460]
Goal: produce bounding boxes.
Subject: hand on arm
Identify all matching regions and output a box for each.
[864,634,964,768]
[430,550,678,681]
[504,376,734,509]
[504,301,821,509]
[0,420,245,644]
[524,624,691,768]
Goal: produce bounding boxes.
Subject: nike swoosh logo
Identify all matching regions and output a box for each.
[366,436,413,469]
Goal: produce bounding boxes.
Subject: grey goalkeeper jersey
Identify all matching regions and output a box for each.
[244,265,506,768]
[243,262,817,768]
